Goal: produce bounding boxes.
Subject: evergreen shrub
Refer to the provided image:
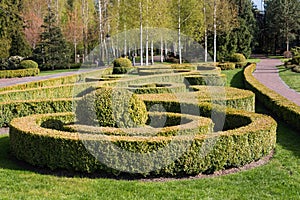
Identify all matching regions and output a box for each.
[19,60,38,69]
[113,57,133,74]
[76,87,148,128]
[217,62,236,70]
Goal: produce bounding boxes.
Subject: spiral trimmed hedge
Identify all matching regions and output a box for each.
[139,86,255,112]
[10,102,276,176]
[0,68,40,78]
[244,63,300,131]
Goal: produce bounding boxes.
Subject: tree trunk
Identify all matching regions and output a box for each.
[203,2,208,62]
[151,40,154,65]
[178,0,182,64]
[140,1,143,66]
[213,0,217,63]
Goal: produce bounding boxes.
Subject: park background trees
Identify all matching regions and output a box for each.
[1,0,300,69]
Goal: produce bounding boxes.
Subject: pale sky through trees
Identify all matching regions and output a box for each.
[252,0,264,11]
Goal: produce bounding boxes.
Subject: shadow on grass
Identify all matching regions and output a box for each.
[230,70,244,89]
[255,102,300,159]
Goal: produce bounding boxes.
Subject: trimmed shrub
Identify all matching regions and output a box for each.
[76,87,148,128]
[67,112,214,137]
[0,68,40,78]
[185,74,226,86]
[291,56,300,65]
[217,62,236,70]
[292,66,300,73]
[19,60,38,69]
[244,63,300,131]
[140,86,255,113]
[9,107,276,176]
[128,82,187,94]
[283,51,292,58]
[113,57,133,74]
[228,53,246,63]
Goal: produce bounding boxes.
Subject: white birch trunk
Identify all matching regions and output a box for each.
[213,0,217,63]
[178,0,182,64]
[151,40,154,65]
[161,36,164,63]
[203,2,208,62]
[140,1,143,66]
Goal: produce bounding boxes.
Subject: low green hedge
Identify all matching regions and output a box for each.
[19,60,38,69]
[0,82,96,102]
[76,87,148,128]
[0,67,112,93]
[66,112,214,137]
[184,74,226,86]
[217,62,236,70]
[0,98,73,127]
[0,68,40,78]
[139,86,255,112]
[127,83,187,94]
[244,63,300,131]
[9,106,276,176]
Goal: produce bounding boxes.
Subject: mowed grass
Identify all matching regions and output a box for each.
[39,68,79,76]
[277,65,300,93]
[1,68,300,199]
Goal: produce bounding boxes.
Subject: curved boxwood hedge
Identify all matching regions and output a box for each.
[139,86,255,112]
[0,68,40,78]
[66,112,214,137]
[244,63,300,131]
[9,104,276,176]
[184,74,226,86]
[127,82,187,94]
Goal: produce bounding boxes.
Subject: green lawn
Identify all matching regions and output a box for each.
[1,69,300,199]
[277,65,300,93]
[247,58,261,63]
[39,68,79,76]
[221,68,244,88]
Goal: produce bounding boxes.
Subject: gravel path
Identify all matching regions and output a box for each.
[253,58,300,106]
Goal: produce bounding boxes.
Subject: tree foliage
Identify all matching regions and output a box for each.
[33,9,70,70]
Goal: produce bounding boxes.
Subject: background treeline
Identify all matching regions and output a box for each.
[0,0,299,70]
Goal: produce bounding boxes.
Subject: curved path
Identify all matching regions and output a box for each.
[253,58,300,106]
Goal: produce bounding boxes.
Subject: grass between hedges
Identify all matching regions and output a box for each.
[277,65,300,93]
[1,117,300,199]
[0,68,299,198]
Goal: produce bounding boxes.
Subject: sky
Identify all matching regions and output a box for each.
[252,0,264,11]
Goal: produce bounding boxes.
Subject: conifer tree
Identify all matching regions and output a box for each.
[33,8,70,70]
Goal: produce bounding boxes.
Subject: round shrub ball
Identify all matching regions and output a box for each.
[19,60,38,69]
[76,87,148,128]
[113,57,133,74]
[229,53,246,63]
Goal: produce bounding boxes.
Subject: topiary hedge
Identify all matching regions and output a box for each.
[66,112,214,137]
[217,62,236,70]
[228,53,247,68]
[139,86,255,112]
[0,68,40,78]
[76,87,148,128]
[19,60,38,69]
[244,63,300,131]
[113,57,133,74]
[127,82,187,94]
[9,105,276,176]
[184,74,226,86]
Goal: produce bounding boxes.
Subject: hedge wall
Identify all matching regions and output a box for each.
[0,98,73,127]
[67,112,214,137]
[9,106,276,176]
[244,63,300,131]
[139,86,255,112]
[0,68,40,78]
[0,67,112,92]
